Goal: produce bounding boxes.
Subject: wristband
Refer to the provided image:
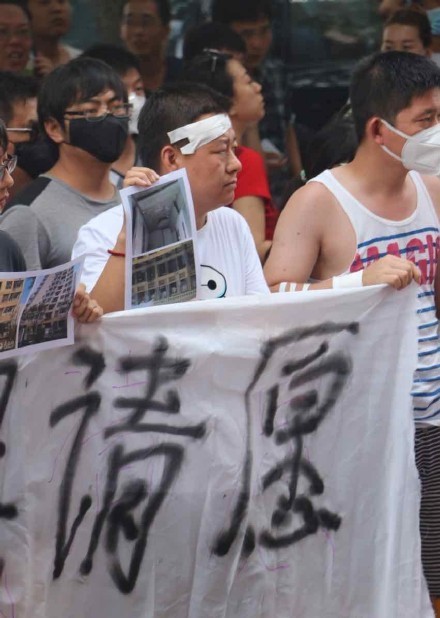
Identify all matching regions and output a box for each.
[279,282,311,292]
[107,249,126,258]
[332,270,363,289]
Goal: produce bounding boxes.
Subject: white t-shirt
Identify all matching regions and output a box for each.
[72,205,269,299]
[432,52,440,67]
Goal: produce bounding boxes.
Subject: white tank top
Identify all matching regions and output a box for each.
[311,169,440,425]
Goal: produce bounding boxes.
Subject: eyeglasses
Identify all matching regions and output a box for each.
[7,121,39,142]
[0,155,17,181]
[64,103,132,122]
[0,26,32,41]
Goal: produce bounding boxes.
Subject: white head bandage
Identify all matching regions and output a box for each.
[167,114,232,155]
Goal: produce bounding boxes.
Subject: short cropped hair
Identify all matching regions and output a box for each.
[181,51,234,103]
[350,51,440,142]
[183,22,246,62]
[0,118,7,152]
[0,72,38,125]
[121,0,171,27]
[384,8,432,49]
[137,82,230,170]
[211,0,273,24]
[37,57,126,134]
[81,44,141,77]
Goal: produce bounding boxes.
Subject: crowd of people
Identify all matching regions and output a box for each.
[1,0,440,614]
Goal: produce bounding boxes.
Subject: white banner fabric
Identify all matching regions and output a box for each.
[0,286,433,618]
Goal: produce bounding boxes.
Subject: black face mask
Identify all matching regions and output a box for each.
[67,115,129,163]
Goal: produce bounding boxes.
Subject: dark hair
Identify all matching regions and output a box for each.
[0,72,38,125]
[121,0,171,27]
[281,105,357,207]
[137,82,230,170]
[37,57,126,134]
[183,22,246,62]
[0,0,31,21]
[384,8,432,49]
[211,0,273,24]
[181,51,234,105]
[0,118,7,152]
[81,44,141,77]
[350,51,440,142]
[306,108,357,179]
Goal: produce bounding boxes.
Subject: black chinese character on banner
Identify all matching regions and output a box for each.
[213,322,358,558]
[52,338,206,594]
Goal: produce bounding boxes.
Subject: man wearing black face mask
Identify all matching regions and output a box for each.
[0,57,128,270]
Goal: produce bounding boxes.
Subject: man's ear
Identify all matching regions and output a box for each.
[44,117,66,144]
[368,117,385,145]
[160,144,181,172]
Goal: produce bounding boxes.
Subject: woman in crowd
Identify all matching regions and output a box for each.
[182,49,279,263]
[381,7,435,58]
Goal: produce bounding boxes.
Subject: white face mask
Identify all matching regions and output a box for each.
[128,92,146,135]
[381,118,440,176]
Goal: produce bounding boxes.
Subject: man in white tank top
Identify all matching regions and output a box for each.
[265,51,440,615]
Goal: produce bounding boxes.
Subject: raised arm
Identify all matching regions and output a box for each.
[73,166,160,315]
[89,223,126,314]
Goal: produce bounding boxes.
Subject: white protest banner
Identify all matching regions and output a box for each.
[0,285,433,618]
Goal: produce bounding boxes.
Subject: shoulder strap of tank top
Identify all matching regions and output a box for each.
[307,169,365,225]
[409,170,439,223]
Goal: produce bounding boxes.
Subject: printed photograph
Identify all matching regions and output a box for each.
[132,240,197,308]
[129,176,193,257]
[0,277,28,352]
[122,169,198,309]
[17,263,80,348]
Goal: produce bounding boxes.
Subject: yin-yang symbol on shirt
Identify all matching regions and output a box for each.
[200,265,227,298]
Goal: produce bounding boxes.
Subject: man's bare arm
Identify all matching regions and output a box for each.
[264,183,421,292]
[89,167,160,313]
[264,183,329,289]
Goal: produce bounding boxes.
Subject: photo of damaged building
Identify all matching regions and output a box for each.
[18,267,76,348]
[0,278,24,351]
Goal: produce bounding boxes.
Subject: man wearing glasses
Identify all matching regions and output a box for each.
[0,145,23,269]
[0,71,39,205]
[0,57,128,270]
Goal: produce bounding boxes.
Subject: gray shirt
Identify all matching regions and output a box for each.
[0,175,120,270]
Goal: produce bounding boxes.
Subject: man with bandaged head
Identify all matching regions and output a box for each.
[72,82,269,313]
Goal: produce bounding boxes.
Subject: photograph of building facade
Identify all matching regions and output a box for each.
[18,266,76,348]
[0,278,25,351]
[131,178,192,256]
[132,240,196,307]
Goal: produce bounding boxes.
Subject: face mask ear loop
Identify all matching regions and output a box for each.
[379,118,408,163]
[381,144,403,162]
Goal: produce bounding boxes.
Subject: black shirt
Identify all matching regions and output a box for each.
[0,230,26,272]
